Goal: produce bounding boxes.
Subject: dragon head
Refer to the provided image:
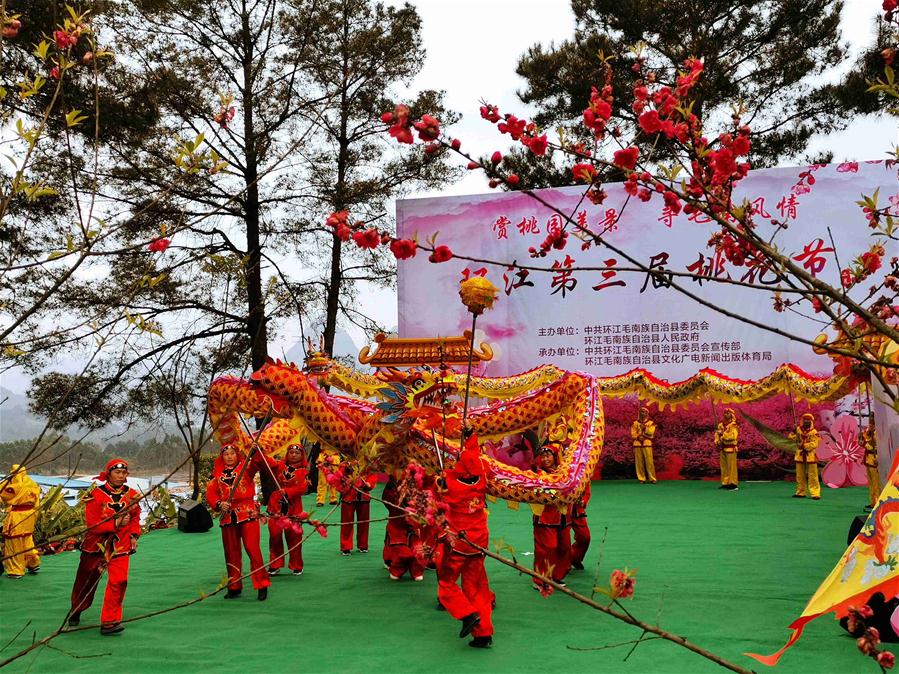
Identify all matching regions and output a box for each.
[302,336,333,377]
[374,366,460,425]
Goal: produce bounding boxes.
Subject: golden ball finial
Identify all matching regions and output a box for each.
[459,276,499,316]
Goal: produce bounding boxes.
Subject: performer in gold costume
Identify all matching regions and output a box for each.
[714,409,740,490]
[1,465,42,578]
[630,407,657,484]
[861,421,880,510]
[789,413,821,500]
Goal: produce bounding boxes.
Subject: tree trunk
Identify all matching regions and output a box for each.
[241,7,275,501]
[322,11,351,357]
[241,7,268,373]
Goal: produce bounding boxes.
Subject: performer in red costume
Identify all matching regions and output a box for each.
[206,444,271,600]
[382,476,425,581]
[339,462,378,555]
[68,459,141,635]
[436,431,495,648]
[531,447,572,590]
[570,480,591,571]
[266,444,310,576]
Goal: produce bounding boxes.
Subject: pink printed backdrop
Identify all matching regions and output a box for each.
[397,162,895,383]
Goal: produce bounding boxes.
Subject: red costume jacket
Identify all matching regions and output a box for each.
[443,441,494,555]
[81,483,142,557]
[206,453,266,526]
[570,481,591,520]
[339,473,378,503]
[267,459,310,517]
[383,481,419,547]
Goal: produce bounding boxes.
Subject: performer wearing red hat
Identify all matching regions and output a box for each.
[382,476,426,581]
[206,444,271,600]
[266,444,310,576]
[531,447,572,590]
[68,459,141,635]
[436,431,494,648]
[339,462,378,555]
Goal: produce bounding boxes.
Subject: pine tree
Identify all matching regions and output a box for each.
[506,0,852,186]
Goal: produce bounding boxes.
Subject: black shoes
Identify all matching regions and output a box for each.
[100,623,124,635]
[224,589,242,599]
[341,550,351,556]
[358,548,368,554]
[792,494,805,498]
[257,588,268,601]
[68,612,81,627]
[293,569,303,576]
[571,560,584,571]
[459,613,480,638]
[469,636,492,648]
[27,566,40,574]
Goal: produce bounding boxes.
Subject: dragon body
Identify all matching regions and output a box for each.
[208,346,857,505]
[208,356,602,506]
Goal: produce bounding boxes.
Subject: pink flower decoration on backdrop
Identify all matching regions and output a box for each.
[836,161,859,173]
[818,414,867,488]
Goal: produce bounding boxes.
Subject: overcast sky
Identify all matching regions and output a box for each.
[336,0,899,345]
[3,1,896,393]
[384,0,896,201]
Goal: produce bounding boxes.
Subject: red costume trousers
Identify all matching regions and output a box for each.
[533,523,572,583]
[437,548,493,637]
[221,520,270,590]
[267,518,303,572]
[70,553,130,624]
[571,516,590,565]
[387,543,426,579]
[340,501,370,552]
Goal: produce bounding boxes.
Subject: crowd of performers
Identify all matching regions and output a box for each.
[630,406,880,506]
[0,408,883,646]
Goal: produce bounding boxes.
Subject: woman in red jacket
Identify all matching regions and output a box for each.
[382,476,426,581]
[531,447,572,590]
[266,444,310,576]
[339,462,378,555]
[206,444,271,600]
[68,458,141,634]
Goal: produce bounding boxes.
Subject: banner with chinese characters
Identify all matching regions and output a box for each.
[396,161,895,382]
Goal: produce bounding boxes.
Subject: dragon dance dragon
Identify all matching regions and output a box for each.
[207,333,856,506]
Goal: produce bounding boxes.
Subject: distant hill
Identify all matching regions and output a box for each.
[0,385,175,445]
[284,327,363,365]
[0,387,49,442]
[0,328,389,444]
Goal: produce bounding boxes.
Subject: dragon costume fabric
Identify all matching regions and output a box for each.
[207,349,864,507]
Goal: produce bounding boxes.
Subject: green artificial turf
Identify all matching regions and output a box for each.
[0,480,875,673]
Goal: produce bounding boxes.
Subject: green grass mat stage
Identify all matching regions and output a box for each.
[0,481,874,673]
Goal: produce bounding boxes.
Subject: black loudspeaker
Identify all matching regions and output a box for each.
[178,499,213,533]
[848,515,867,546]
[840,592,899,642]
